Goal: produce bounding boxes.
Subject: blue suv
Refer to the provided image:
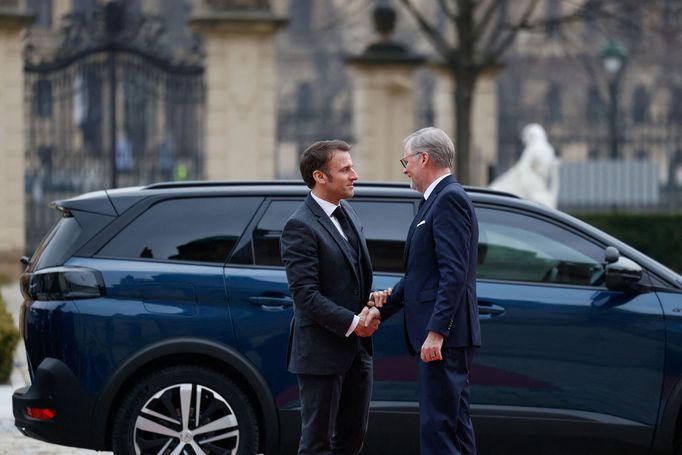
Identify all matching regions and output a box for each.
[13,181,682,454]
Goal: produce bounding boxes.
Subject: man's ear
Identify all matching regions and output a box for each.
[313,170,326,185]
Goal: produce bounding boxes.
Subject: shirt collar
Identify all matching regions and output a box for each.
[423,173,451,200]
[310,191,339,217]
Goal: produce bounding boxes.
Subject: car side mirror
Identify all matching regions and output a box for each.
[604,246,645,293]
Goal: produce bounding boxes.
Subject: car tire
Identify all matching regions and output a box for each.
[111,365,259,455]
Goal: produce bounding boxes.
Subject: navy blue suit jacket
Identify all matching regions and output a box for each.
[380,175,481,354]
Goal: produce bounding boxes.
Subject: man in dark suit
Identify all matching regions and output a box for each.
[280,140,380,455]
[367,127,481,454]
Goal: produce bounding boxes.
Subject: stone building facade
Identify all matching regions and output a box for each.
[1,0,680,275]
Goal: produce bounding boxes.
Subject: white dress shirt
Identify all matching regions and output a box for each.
[423,172,451,200]
[310,191,359,337]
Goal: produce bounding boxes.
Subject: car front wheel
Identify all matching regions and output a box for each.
[112,365,258,455]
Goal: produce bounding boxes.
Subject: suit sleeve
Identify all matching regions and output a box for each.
[379,277,405,321]
[280,217,356,337]
[427,190,474,336]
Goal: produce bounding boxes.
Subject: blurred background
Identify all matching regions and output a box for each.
[0,0,680,276]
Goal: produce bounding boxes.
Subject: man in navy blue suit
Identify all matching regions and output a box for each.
[368,127,481,454]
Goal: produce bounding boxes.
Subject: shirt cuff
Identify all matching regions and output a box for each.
[345,315,360,337]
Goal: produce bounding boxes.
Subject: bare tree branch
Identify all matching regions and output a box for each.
[473,0,503,43]
[437,0,458,22]
[511,0,639,35]
[482,0,540,66]
[397,0,454,61]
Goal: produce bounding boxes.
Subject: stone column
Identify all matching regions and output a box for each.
[432,65,500,186]
[189,6,286,180]
[345,5,423,182]
[0,8,33,279]
[52,0,70,25]
[346,63,422,181]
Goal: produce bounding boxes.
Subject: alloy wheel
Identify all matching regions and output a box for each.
[133,383,240,455]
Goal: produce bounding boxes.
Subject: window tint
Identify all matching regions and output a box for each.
[32,215,83,271]
[349,200,415,274]
[98,197,261,263]
[253,200,301,266]
[477,207,604,286]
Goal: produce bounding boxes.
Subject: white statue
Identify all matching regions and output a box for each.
[490,123,560,208]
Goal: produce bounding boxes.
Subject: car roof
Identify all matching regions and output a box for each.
[54,180,681,289]
[56,180,521,215]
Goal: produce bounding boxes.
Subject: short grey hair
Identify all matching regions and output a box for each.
[403,127,455,170]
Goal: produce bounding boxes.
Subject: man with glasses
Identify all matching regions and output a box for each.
[367,127,481,454]
[281,140,383,455]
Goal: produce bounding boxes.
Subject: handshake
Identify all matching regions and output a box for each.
[354,288,392,337]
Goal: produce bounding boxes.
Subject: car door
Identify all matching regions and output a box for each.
[472,205,665,455]
[224,197,304,455]
[226,196,420,453]
[348,198,422,454]
[85,196,262,388]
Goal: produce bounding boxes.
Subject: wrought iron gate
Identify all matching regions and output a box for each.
[24,2,205,252]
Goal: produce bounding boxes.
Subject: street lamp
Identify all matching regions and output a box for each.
[600,38,628,160]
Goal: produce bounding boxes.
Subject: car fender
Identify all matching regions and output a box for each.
[90,337,279,453]
[653,374,682,454]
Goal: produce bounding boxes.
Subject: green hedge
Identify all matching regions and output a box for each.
[573,213,682,274]
[0,295,19,384]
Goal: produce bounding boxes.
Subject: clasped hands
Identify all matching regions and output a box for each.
[353,288,391,337]
[353,288,443,362]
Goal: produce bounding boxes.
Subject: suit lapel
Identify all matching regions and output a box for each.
[342,200,373,285]
[305,195,361,285]
[404,175,456,263]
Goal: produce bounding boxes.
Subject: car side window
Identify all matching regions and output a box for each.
[97,197,261,263]
[349,200,415,274]
[252,200,302,266]
[476,207,605,286]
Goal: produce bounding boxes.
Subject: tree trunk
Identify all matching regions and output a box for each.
[453,0,477,186]
[454,67,477,185]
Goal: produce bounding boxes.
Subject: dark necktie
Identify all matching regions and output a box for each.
[333,206,359,252]
[418,197,426,211]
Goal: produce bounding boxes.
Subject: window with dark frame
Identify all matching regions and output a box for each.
[97,197,262,263]
[476,207,605,286]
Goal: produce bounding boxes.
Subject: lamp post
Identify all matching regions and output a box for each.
[600,39,627,160]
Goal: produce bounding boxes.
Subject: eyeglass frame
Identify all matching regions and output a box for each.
[400,152,424,168]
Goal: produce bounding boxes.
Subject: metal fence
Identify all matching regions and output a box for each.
[24,3,205,252]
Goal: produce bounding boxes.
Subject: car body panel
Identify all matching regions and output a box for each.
[66,256,233,392]
[13,182,682,454]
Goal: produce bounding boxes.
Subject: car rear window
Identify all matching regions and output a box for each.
[97,197,262,263]
[30,214,83,271]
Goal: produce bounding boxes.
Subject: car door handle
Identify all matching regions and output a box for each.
[478,302,506,319]
[249,296,293,311]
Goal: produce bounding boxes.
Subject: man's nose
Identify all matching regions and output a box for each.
[350,169,359,180]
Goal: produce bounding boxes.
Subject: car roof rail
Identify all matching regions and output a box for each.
[142,180,520,199]
[463,186,520,199]
[143,180,305,190]
[142,180,414,190]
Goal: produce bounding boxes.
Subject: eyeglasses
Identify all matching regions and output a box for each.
[400,152,423,168]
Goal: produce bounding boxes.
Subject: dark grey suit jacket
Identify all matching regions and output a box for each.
[281,193,373,375]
